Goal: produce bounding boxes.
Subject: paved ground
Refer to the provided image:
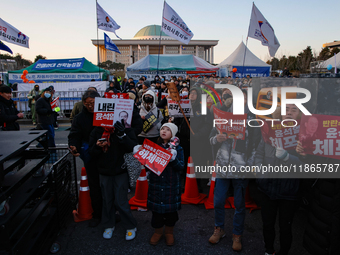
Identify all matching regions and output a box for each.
[18,122,311,255]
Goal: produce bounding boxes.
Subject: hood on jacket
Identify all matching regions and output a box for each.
[141,89,156,113]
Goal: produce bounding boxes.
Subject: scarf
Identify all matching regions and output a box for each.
[101,127,114,152]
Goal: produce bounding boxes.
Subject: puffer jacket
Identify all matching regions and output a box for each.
[209,101,261,178]
[147,144,185,213]
[0,95,19,131]
[35,96,53,125]
[254,138,302,200]
[139,90,163,138]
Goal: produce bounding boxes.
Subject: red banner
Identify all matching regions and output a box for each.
[261,120,300,150]
[50,97,60,110]
[299,114,340,159]
[104,92,129,99]
[134,139,172,176]
[213,107,246,140]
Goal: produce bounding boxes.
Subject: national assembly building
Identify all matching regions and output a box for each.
[92,25,218,69]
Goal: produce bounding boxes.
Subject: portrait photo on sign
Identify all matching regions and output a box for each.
[116,110,132,128]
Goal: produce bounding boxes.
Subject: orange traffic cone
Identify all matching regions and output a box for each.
[204,170,216,209]
[181,157,207,204]
[129,166,148,210]
[73,167,93,222]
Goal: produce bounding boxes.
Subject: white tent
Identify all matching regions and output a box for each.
[218,42,271,78]
[317,52,340,69]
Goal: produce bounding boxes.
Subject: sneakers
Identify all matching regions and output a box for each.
[126,227,137,241]
[232,234,242,251]
[208,227,226,244]
[103,227,115,239]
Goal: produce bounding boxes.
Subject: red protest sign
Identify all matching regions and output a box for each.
[134,139,172,176]
[104,92,129,99]
[213,106,246,140]
[93,97,115,127]
[299,114,340,159]
[50,97,60,110]
[261,120,300,150]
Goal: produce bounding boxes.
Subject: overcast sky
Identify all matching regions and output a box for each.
[1,0,338,64]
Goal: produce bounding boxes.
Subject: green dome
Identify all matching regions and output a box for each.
[133,25,169,38]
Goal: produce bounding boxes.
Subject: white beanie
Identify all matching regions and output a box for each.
[161,123,178,138]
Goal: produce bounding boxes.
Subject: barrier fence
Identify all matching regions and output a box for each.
[12,90,106,118]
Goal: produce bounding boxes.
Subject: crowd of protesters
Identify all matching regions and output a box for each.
[1,73,339,255]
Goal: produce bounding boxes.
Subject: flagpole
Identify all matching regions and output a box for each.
[156,1,166,76]
[241,2,254,79]
[96,0,101,81]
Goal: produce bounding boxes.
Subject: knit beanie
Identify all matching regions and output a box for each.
[161,123,178,138]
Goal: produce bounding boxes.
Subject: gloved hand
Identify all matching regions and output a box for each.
[133,145,142,154]
[114,119,126,137]
[275,147,289,161]
[170,149,177,162]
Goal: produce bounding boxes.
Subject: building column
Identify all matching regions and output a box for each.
[208,48,211,63]
[129,45,133,64]
[137,45,140,61]
[211,46,214,64]
[146,45,149,55]
[179,45,182,54]
[196,46,199,57]
[113,51,116,63]
[163,45,166,54]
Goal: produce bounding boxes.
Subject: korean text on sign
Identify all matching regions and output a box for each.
[167,99,192,117]
[134,139,172,176]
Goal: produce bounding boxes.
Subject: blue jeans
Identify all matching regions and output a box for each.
[214,178,249,235]
[40,124,56,148]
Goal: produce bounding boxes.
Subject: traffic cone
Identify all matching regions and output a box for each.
[73,167,93,222]
[129,166,148,210]
[181,157,207,204]
[204,170,216,209]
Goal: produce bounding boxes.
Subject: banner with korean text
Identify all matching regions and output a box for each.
[134,139,172,176]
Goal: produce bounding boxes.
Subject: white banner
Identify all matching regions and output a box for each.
[161,2,194,45]
[167,99,192,117]
[247,3,280,57]
[0,18,29,48]
[126,71,187,81]
[97,2,121,39]
[17,81,107,92]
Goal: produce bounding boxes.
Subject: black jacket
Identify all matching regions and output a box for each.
[35,97,53,125]
[68,105,95,153]
[0,95,19,131]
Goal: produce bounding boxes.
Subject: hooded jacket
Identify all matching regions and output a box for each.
[139,90,163,138]
[0,95,20,131]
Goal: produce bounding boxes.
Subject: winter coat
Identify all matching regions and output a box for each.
[68,106,95,153]
[254,138,302,200]
[27,88,40,107]
[89,126,138,176]
[0,95,19,131]
[147,144,185,213]
[35,97,53,125]
[301,156,340,255]
[69,101,83,121]
[139,90,163,138]
[209,102,261,178]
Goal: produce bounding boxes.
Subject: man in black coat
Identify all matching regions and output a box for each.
[0,85,24,130]
[68,90,103,227]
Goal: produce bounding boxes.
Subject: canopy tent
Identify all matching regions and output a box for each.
[316,52,340,69]
[217,42,271,78]
[126,54,218,80]
[8,58,109,83]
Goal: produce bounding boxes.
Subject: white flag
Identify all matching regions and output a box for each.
[97,2,121,39]
[247,3,280,57]
[161,2,193,45]
[0,18,29,48]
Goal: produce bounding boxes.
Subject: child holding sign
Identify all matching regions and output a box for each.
[134,123,184,246]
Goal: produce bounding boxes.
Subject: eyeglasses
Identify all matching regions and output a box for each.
[84,102,94,107]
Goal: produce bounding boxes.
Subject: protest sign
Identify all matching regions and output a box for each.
[104,92,129,99]
[299,114,340,159]
[261,120,300,149]
[213,107,247,140]
[50,97,60,110]
[93,98,133,128]
[143,112,160,133]
[167,99,192,117]
[134,139,172,176]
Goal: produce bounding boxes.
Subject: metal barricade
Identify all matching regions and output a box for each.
[12,90,105,119]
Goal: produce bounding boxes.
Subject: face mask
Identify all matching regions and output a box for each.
[161,79,164,82]
[223,93,231,100]
[144,96,153,104]
[35,87,39,91]
[182,92,188,96]
[45,93,51,99]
